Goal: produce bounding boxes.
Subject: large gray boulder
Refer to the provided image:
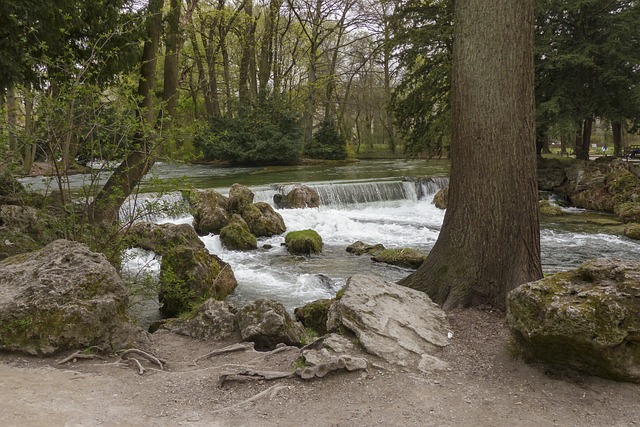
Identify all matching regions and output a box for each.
[161,299,240,341]
[159,246,237,317]
[507,258,640,383]
[126,221,204,255]
[0,240,136,355]
[274,185,320,209]
[236,298,307,350]
[0,205,54,259]
[327,275,451,372]
[219,214,258,251]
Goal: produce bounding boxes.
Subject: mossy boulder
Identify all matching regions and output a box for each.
[624,223,640,240]
[0,240,137,355]
[184,189,230,235]
[219,214,257,251]
[241,202,286,237]
[0,172,27,205]
[537,157,568,191]
[274,185,320,209]
[538,199,563,216]
[126,221,204,255]
[285,229,323,255]
[294,298,335,335]
[236,298,307,350]
[507,258,640,383]
[159,246,237,317]
[614,202,640,223]
[372,248,427,269]
[228,183,255,215]
[346,241,385,256]
[432,186,448,210]
[607,166,640,204]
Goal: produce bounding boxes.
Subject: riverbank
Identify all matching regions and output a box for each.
[1,307,638,426]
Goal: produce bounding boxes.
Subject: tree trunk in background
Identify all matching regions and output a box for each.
[575,118,592,160]
[159,0,182,133]
[238,0,257,109]
[560,133,569,156]
[612,121,623,158]
[6,86,18,162]
[22,94,35,174]
[88,0,164,224]
[399,0,542,310]
[259,0,281,98]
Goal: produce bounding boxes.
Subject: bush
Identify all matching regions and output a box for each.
[304,120,347,160]
[195,99,302,165]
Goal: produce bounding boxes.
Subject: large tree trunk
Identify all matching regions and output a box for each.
[399,0,542,310]
[88,0,164,224]
[575,118,592,160]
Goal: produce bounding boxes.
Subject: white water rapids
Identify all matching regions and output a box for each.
[122,179,640,320]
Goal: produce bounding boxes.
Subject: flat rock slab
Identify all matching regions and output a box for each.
[327,274,451,372]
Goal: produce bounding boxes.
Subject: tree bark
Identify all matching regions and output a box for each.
[88,0,164,224]
[612,121,623,158]
[399,0,542,310]
[159,0,182,131]
[6,86,18,161]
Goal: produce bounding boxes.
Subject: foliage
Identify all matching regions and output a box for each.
[535,0,640,141]
[195,99,303,165]
[390,0,453,158]
[304,120,348,160]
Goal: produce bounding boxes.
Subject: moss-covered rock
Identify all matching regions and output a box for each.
[294,298,335,335]
[285,229,323,255]
[614,202,640,223]
[538,199,564,216]
[372,248,427,269]
[624,223,640,240]
[183,189,230,235]
[228,183,255,215]
[159,246,237,317]
[346,241,385,256]
[0,240,137,355]
[432,186,448,210]
[219,214,257,251]
[125,222,204,255]
[241,202,286,237]
[507,258,640,383]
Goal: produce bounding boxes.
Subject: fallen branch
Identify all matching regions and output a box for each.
[118,348,165,370]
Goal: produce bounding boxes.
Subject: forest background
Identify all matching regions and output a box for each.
[1,0,640,174]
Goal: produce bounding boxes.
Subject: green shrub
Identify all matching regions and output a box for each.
[304,120,347,160]
[195,99,302,165]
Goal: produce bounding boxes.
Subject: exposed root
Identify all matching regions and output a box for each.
[118,348,166,370]
[195,342,256,362]
[218,368,295,386]
[56,351,104,365]
[127,358,145,375]
[212,385,292,413]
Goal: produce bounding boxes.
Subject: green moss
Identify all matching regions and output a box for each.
[219,218,257,251]
[372,248,427,269]
[538,200,564,216]
[285,229,323,255]
[294,298,334,335]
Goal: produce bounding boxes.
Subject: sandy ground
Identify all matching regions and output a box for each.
[1,308,639,427]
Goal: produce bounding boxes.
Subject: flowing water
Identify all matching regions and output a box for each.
[113,160,640,324]
[18,160,639,318]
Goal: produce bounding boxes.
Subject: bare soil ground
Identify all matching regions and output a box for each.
[1,308,638,427]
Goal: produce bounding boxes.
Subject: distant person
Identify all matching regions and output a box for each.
[630,148,640,159]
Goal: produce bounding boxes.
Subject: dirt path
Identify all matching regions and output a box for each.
[1,308,638,427]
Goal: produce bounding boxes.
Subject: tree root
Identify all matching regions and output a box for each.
[56,351,104,365]
[118,348,166,370]
[212,385,292,413]
[218,367,295,386]
[195,342,257,363]
[127,358,145,375]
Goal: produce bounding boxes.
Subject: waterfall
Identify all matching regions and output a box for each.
[253,177,450,208]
